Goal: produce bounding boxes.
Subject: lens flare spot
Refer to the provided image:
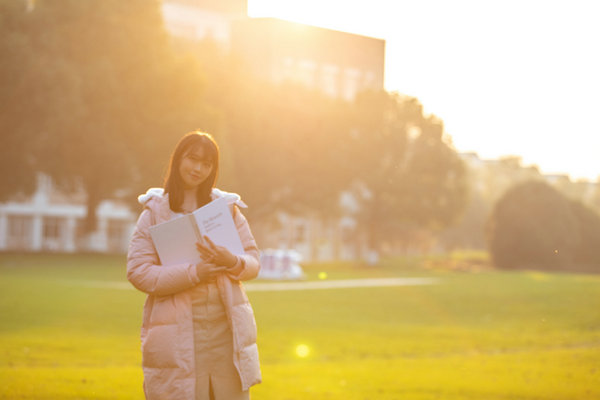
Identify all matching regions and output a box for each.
[318,272,328,280]
[295,344,310,358]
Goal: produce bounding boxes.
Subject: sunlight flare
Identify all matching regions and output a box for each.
[295,344,311,358]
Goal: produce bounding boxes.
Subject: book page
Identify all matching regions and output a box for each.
[192,197,245,255]
[149,214,202,265]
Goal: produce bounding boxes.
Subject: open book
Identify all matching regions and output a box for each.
[149,197,244,266]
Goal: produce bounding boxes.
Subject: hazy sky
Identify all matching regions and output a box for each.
[248,0,600,181]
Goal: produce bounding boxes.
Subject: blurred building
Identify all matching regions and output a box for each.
[230,18,385,101]
[161,0,247,48]
[438,152,600,251]
[0,175,134,253]
[162,0,385,101]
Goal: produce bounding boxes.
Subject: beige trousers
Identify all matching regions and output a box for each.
[192,281,249,400]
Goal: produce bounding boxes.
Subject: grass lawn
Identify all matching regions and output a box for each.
[0,253,599,399]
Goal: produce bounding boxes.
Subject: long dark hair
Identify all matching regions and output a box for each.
[164,131,219,212]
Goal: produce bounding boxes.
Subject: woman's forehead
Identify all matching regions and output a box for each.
[185,144,211,159]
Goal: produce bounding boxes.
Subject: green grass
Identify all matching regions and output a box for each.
[0,253,599,399]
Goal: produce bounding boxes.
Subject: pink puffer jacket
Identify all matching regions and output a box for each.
[127,188,262,399]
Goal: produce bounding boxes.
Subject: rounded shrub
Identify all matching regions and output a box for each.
[486,181,580,270]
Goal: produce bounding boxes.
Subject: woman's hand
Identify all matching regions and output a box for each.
[196,236,238,268]
[195,262,227,282]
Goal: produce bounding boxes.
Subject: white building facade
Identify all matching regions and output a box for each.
[0,175,135,254]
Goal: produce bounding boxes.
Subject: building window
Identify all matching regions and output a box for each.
[297,59,317,87]
[74,219,90,249]
[43,216,64,251]
[342,68,362,101]
[43,217,61,240]
[281,56,295,81]
[320,64,339,97]
[7,215,33,250]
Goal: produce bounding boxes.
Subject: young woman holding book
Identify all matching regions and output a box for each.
[127,131,261,400]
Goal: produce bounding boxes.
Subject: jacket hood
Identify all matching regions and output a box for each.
[137,187,247,208]
[211,188,248,208]
[137,188,164,205]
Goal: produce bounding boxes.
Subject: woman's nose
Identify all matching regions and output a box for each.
[193,162,208,173]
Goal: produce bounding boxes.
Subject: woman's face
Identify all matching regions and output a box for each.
[178,146,213,189]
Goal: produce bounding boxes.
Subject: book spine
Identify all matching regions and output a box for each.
[187,214,204,245]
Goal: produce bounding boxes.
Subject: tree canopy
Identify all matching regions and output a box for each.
[486,180,600,271]
[348,91,468,252]
[0,0,213,231]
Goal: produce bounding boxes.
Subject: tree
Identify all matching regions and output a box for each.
[0,0,214,232]
[0,0,43,198]
[348,91,468,254]
[486,180,590,271]
[228,82,354,219]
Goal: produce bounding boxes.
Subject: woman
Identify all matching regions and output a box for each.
[127,131,261,399]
